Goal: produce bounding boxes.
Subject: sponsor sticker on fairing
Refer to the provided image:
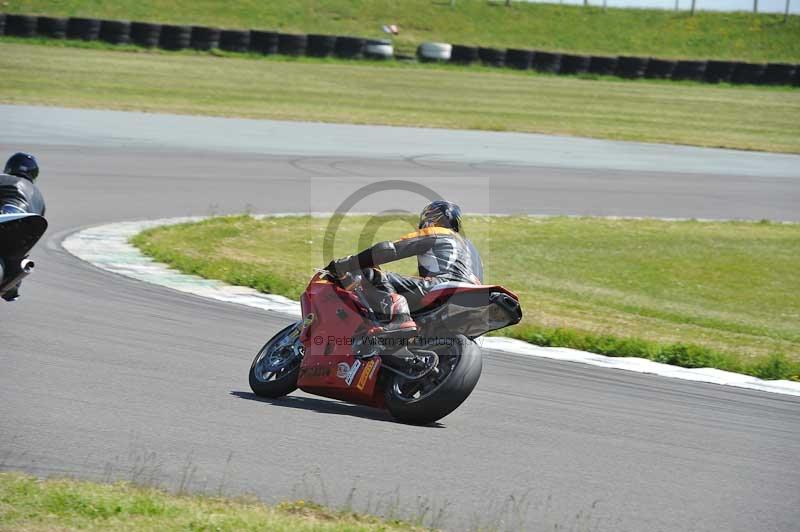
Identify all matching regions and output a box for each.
[336,360,362,386]
[300,366,331,378]
[356,358,377,391]
[345,360,361,385]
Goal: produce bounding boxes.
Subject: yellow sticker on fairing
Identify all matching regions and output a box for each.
[356,358,377,391]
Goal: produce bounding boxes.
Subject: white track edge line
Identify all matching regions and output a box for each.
[60,215,800,398]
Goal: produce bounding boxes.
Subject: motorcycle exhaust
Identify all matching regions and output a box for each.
[0,258,34,295]
[380,349,439,380]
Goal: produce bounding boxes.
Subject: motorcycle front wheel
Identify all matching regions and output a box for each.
[249,322,304,398]
[384,334,482,425]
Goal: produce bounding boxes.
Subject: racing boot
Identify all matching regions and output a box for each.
[366,292,417,337]
[1,285,19,301]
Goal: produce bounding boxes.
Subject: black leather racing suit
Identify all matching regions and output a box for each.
[336,226,483,313]
[0,174,46,300]
[0,173,46,216]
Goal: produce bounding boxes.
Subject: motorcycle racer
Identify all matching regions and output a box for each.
[0,153,46,216]
[0,152,46,301]
[327,201,483,335]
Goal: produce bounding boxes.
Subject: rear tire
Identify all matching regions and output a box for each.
[249,322,303,398]
[384,335,482,425]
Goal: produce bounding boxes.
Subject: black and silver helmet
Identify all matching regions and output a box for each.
[419,200,462,233]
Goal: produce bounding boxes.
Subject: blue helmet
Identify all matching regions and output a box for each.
[5,152,39,182]
[419,201,462,233]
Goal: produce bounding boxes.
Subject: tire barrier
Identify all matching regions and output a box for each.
[478,47,505,67]
[418,42,452,62]
[450,44,479,65]
[66,17,100,41]
[615,56,648,79]
[671,60,706,82]
[365,39,393,60]
[130,22,161,48]
[335,36,366,59]
[505,49,533,70]
[532,51,561,73]
[7,12,798,86]
[277,33,306,56]
[703,60,734,83]
[762,63,796,85]
[588,55,618,76]
[306,34,336,57]
[219,29,250,53]
[731,62,766,85]
[99,20,131,45]
[250,30,278,55]
[6,14,37,37]
[37,16,67,39]
[559,54,591,75]
[159,24,191,51]
[644,58,676,79]
[0,14,5,36]
[190,26,220,51]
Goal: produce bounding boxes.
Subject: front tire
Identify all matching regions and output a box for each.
[249,322,303,398]
[384,335,482,425]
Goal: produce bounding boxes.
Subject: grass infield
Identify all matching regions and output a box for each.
[4,0,800,62]
[2,41,799,153]
[131,215,800,381]
[0,472,423,531]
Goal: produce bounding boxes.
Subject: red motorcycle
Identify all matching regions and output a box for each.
[249,269,522,425]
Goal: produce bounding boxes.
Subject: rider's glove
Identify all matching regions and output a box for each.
[338,271,361,291]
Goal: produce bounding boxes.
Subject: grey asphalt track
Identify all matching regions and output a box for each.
[1,106,799,531]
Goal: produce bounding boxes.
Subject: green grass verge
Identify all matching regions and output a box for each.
[5,0,800,62]
[2,41,799,153]
[131,215,800,381]
[0,472,425,531]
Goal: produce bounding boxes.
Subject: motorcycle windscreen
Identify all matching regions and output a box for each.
[420,290,522,338]
[1,205,25,215]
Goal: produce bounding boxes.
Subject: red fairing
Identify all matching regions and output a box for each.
[297,274,384,407]
[294,274,519,410]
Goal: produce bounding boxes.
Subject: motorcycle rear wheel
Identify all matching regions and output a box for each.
[249,322,303,398]
[384,334,482,425]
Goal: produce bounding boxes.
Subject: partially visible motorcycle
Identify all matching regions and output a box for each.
[0,209,48,301]
[249,268,522,425]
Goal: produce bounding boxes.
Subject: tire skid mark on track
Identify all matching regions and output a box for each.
[403,154,468,173]
[290,156,387,178]
[327,158,375,177]
[61,216,800,398]
[288,156,345,177]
